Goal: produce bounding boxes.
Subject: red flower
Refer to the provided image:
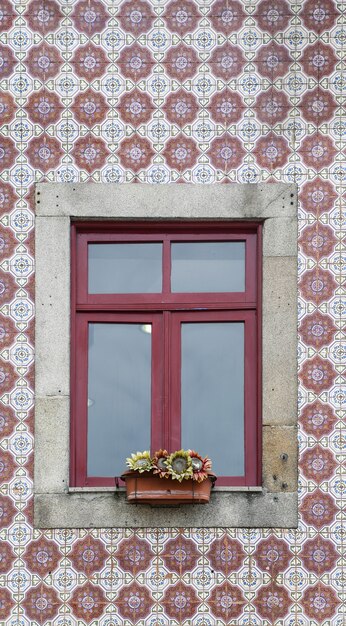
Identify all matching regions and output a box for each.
[0,361,17,394]
[300,445,337,482]
[299,223,337,260]
[300,536,339,574]
[115,581,153,620]
[254,536,291,575]
[0,450,17,483]
[302,583,340,620]
[299,179,337,215]
[300,133,337,169]
[0,588,15,620]
[118,88,153,126]
[300,87,337,124]
[0,136,18,172]
[71,89,108,127]
[163,135,199,170]
[0,495,16,528]
[0,93,16,125]
[117,136,154,173]
[255,42,290,79]
[209,0,246,35]
[0,541,15,574]
[118,43,154,81]
[209,42,245,79]
[164,43,199,81]
[72,44,109,80]
[118,0,155,35]
[0,402,17,436]
[207,581,245,620]
[0,227,18,260]
[207,536,245,574]
[255,89,289,124]
[163,582,199,620]
[254,132,289,169]
[162,536,199,574]
[23,584,60,622]
[0,182,17,215]
[0,272,17,304]
[25,43,62,80]
[208,89,244,125]
[300,400,336,437]
[71,0,109,34]
[254,583,292,621]
[300,355,336,393]
[301,489,338,529]
[300,312,336,348]
[24,0,62,34]
[25,89,62,125]
[25,136,63,173]
[299,268,337,303]
[0,316,17,344]
[69,535,108,574]
[0,0,15,32]
[24,537,61,576]
[72,136,110,173]
[301,42,337,78]
[164,0,200,35]
[0,44,16,78]
[69,583,106,621]
[254,0,292,34]
[0,406,16,438]
[301,0,337,34]
[114,536,154,573]
[163,89,198,126]
[207,135,246,172]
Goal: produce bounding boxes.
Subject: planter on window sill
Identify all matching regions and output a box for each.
[121,471,217,505]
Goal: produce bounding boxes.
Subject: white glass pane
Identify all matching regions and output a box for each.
[88,243,162,293]
[171,242,245,292]
[87,323,151,476]
[181,322,244,476]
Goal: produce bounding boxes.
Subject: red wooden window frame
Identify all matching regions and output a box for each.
[71,222,262,488]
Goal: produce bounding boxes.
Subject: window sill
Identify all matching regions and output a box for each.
[34,488,297,528]
[68,485,264,493]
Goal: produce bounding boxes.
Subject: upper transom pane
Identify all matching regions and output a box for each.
[88,243,162,293]
[171,242,245,292]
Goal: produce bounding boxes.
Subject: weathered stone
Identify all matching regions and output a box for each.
[262,425,298,492]
[34,491,298,529]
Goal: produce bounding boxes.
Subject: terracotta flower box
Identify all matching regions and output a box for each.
[121,471,216,505]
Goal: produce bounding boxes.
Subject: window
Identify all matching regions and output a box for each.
[34,182,298,528]
[71,223,261,487]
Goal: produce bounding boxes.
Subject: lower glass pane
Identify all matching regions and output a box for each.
[181,322,244,476]
[87,323,151,477]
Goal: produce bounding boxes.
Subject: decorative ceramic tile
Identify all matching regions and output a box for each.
[0,0,345,624]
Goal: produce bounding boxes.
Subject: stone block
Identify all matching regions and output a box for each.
[262,425,298,492]
[262,256,298,426]
[36,182,297,220]
[35,216,70,397]
[34,396,69,494]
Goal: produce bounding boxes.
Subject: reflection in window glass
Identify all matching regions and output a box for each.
[87,323,151,476]
[88,243,162,293]
[181,322,244,476]
[171,242,245,292]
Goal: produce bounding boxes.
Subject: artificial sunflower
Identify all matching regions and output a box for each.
[188,450,212,482]
[126,450,152,473]
[166,449,193,482]
[152,449,170,478]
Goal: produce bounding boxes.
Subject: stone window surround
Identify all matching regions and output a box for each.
[34,182,298,528]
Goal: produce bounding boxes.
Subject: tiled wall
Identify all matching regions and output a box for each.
[0,0,345,624]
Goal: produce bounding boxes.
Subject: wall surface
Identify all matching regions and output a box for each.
[0,1,344,625]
